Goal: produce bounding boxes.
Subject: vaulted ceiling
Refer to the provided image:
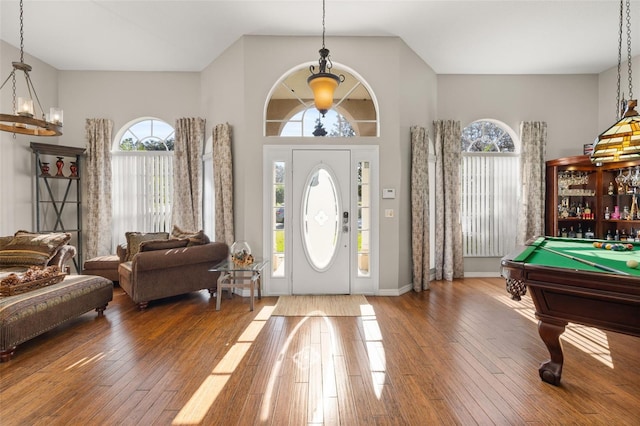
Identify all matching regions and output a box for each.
[1,1,639,75]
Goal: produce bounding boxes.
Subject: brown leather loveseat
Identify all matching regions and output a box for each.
[117,233,228,310]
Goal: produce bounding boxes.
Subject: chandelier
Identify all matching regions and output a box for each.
[307,0,344,117]
[0,0,63,137]
[591,0,639,164]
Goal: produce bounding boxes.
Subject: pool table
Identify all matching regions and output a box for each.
[501,236,640,386]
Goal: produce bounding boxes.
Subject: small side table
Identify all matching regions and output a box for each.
[210,258,268,311]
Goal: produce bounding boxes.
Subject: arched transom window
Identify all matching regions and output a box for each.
[265,66,378,137]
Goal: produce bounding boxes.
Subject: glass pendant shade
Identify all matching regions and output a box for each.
[591,100,640,163]
[308,73,340,116]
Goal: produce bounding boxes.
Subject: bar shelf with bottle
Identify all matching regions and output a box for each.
[545,155,640,241]
[601,165,640,241]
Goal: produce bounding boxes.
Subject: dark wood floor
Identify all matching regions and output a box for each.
[1,277,639,425]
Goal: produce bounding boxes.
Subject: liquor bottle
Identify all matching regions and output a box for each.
[576,223,583,239]
[614,229,620,241]
[561,228,568,238]
[584,202,592,219]
[612,205,621,220]
[631,196,638,220]
[604,206,611,220]
[606,229,613,240]
[584,227,595,239]
[620,229,628,241]
[568,226,577,238]
[608,181,615,195]
[622,206,630,220]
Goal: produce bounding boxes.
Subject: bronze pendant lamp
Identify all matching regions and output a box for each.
[307,0,344,117]
[0,0,63,137]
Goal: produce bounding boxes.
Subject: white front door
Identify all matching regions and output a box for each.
[291,150,351,294]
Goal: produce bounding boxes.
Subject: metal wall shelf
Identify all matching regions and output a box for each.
[30,142,86,273]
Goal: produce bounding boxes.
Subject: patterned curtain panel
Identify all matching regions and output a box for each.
[411,126,430,291]
[172,117,205,231]
[85,118,113,259]
[433,120,464,281]
[213,123,234,246]
[517,121,547,244]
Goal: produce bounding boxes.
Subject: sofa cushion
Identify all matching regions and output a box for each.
[125,232,169,261]
[139,238,190,252]
[0,231,71,268]
[171,225,210,246]
[0,236,13,251]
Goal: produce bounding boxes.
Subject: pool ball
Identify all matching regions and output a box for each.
[626,259,639,269]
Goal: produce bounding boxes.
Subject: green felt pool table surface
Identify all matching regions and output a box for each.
[513,236,640,276]
[502,236,640,385]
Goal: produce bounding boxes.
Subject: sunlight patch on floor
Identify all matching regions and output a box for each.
[172,305,275,425]
[361,303,386,399]
[64,352,107,371]
[495,293,613,368]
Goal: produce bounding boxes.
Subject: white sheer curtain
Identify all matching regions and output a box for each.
[111,151,173,248]
[85,118,113,259]
[411,126,430,291]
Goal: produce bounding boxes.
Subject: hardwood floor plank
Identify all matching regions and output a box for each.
[1,280,638,425]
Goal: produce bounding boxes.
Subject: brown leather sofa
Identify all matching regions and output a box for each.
[118,242,229,310]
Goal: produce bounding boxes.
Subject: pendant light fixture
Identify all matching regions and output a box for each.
[591,0,638,164]
[307,0,344,117]
[0,0,62,137]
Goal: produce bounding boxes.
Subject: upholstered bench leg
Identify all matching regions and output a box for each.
[0,347,16,362]
[96,304,108,316]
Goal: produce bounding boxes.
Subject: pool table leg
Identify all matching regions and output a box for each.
[537,319,567,386]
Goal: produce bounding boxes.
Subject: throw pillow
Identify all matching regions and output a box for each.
[124,232,169,261]
[139,238,189,252]
[0,231,71,268]
[171,225,210,246]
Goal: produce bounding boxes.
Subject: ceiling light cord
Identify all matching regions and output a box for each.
[617,0,623,120]
[19,0,24,64]
[626,0,633,100]
[322,0,326,50]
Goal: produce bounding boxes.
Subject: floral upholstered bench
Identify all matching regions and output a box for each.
[0,275,113,362]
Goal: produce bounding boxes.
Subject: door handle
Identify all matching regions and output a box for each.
[342,211,349,232]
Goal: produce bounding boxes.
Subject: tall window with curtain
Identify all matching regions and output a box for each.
[460,120,520,257]
[111,118,175,250]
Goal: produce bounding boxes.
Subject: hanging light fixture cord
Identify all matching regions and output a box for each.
[625,0,633,100]
[322,0,326,50]
[617,0,623,119]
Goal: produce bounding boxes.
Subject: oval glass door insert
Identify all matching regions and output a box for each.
[302,165,341,271]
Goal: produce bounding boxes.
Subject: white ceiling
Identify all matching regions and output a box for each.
[1,0,639,75]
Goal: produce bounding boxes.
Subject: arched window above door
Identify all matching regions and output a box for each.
[265,65,378,137]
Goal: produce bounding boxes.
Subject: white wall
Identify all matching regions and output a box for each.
[58,70,201,149]
[199,36,437,293]
[598,55,640,131]
[437,74,600,161]
[2,35,638,288]
[1,41,60,235]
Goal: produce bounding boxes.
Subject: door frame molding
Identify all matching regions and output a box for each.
[262,144,379,296]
